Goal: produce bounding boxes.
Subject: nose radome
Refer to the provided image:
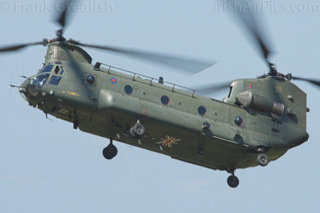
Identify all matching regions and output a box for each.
[19,78,32,100]
[19,79,29,92]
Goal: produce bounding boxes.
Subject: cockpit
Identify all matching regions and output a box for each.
[30,73,50,89]
[28,63,64,96]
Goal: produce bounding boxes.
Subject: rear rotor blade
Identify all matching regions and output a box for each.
[69,40,215,74]
[225,0,274,70]
[0,41,44,53]
[292,76,320,88]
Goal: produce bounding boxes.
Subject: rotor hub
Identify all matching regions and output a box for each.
[56,29,66,41]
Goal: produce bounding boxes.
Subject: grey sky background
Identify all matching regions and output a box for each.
[0,0,320,212]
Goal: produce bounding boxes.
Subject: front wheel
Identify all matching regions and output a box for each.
[102,144,118,160]
[132,122,145,136]
[257,153,269,166]
[129,122,145,138]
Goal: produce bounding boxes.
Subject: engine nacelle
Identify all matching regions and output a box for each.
[224,76,307,130]
[236,90,284,115]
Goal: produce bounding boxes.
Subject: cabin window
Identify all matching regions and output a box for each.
[161,95,170,105]
[234,116,243,126]
[124,85,133,94]
[198,106,206,116]
[87,75,95,84]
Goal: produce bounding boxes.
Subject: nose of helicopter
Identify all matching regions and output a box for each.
[19,78,31,101]
[19,78,28,90]
[20,78,29,89]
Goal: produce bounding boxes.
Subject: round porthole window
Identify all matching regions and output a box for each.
[198,106,206,116]
[124,85,133,94]
[234,116,243,126]
[87,75,95,84]
[161,95,170,105]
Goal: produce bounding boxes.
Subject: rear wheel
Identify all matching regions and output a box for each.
[227,175,239,188]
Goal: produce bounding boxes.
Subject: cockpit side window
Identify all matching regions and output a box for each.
[42,65,54,73]
[49,76,62,85]
[60,67,64,75]
[30,73,50,89]
[54,66,60,74]
[49,65,64,86]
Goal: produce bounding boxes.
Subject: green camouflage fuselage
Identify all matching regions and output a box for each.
[21,42,309,171]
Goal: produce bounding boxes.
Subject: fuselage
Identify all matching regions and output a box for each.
[20,42,309,171]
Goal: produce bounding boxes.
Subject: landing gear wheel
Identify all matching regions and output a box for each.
[102,140,118,160]
[132,122,145,136]
[103,144,118,160]
[227,175,239,188]
[129,127,137,138]
[129,121,145,138]
[73,121,79,130]
[257,153,269,166]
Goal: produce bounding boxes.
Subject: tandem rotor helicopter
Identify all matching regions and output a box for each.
[3,0,320,188]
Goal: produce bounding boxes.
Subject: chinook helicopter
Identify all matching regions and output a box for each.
[4,0,320,188]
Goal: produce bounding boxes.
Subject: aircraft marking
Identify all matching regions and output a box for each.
[156,135,181,148]
[111,77,117,84]
[62,90,80,97]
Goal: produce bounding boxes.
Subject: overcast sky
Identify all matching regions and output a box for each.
[0,0,320,212]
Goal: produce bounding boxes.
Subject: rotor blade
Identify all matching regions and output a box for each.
[70,40,215,73]
[0,41,44,53]
[9,84,19,88]
[225,0,274,69]
[195,82,230,94]
[292,76,320,88]
[55,0,75,30]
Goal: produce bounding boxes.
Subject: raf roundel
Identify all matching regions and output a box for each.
[111,77,117,84]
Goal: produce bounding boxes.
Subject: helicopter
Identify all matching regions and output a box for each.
[3,0,320,188]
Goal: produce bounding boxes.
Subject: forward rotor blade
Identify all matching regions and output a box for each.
[0,41,44,53]
[195,82,230,94]
[9,84,19,88]
[292,76,320,88]
[70,40,215,73]
[225,0,274,69]
[55,0,75,31]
